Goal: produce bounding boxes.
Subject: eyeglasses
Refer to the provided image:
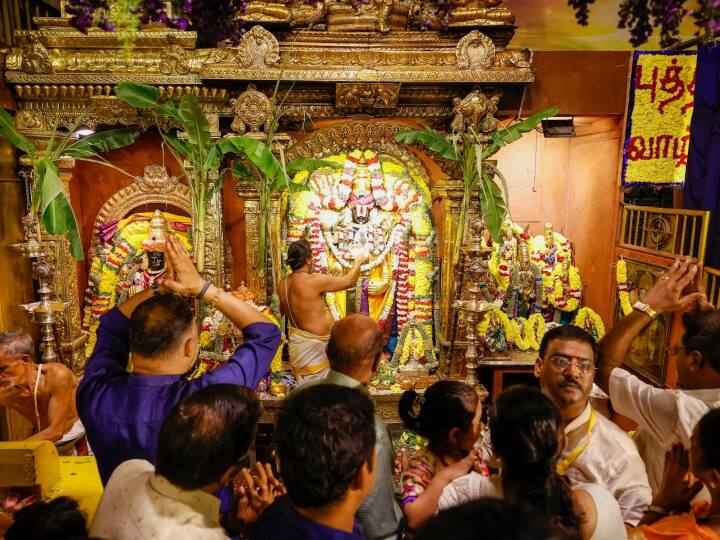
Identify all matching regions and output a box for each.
[547,355,597,374]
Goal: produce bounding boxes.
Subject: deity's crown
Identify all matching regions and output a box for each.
[351,159,372,196]
[142,209,168,251]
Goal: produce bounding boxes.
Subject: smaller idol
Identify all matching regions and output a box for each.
[129,210,168,297]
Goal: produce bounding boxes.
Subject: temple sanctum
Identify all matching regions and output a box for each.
[1,0,719,538]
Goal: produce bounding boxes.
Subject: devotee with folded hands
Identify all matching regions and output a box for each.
[91,383,283,539]
[250,384,377,539]
[629,408,720,539]
[77,234,281,484]
[598,256,720,495]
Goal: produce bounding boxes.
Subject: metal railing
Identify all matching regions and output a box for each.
[620,204,710,261]
[705,267,720,309]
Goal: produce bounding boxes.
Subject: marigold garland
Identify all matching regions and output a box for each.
[616,259,633,316]
[573,307,606,341]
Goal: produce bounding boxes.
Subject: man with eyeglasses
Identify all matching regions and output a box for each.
[534,324,651,526]
[597,257,720,497]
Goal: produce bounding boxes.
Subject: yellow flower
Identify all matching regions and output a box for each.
[199,331,214,349]
[616,259,633,316]
[573,307,606,340]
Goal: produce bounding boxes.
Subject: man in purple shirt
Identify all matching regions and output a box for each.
[78,236,281,483]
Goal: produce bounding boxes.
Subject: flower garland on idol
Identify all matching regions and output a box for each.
[616,258,633,316]
[477,309,547,352]
[572,307,606,341]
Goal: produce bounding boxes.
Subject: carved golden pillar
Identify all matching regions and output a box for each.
[41,157,87,374]
[432,174,465,378]
[203,176,226,290]
[234,179,281,306]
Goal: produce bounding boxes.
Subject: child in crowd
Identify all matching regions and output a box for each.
[398,380,482,529]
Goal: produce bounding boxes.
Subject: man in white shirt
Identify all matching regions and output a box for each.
[534,325,652,526]
[597,257,720,494]
[91,384,266,539]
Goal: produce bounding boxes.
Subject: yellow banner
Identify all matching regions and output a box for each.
[622,51,697,186]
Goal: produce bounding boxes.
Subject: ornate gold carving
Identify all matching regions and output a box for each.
[284,121,431,187]
[136,164,180,192]
[15,84,114,99]
[237,26,280,69]
[21,39,53,74]
[199,31,533,83]
[159,37,191,75]
[326,0,407,33]
[496,48,533,68]
[89,166,192,260]
[231,84,272,134]
[456,30,495,70]
[335,83,401,110]
[450,88,499,134]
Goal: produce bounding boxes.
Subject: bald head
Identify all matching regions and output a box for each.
[327,315,384,384]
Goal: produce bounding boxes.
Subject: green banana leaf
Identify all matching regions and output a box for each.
[216,136,285,183]
[161,131,193,162]
[179,94,211,156]
[0,108,35,156]
[395,128,458,160]
[63,128,141,158]
[231,160,252,180]
[37,158,63,216]
[42,192,84,260]
[482,107,560,159]
[478,171,508,244]
[285,158,342,175]
[116,82,161,109]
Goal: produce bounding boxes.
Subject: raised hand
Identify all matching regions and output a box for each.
[234,462,285,524]
[156,235,205,297]
[644,257,706,314]
[652,443,703,514]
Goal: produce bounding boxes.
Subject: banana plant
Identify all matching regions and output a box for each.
[0,109,141,260]
[116,82,339,278]
[395,107,560,264]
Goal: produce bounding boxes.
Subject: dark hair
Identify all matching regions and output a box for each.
[490,386,581,539]
[287,239,312,271]
[682,308,720,373]
[539,325,599,361]
[129,294,194,357]
[6,497,88,540]
[155,384,261,490]
[415,499,564,540]
[398,380,478,458]
[697,408,720,471]
[275,384,375,509]
[326,315,385,374]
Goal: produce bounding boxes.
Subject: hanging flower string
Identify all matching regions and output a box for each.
[616,259,633,316]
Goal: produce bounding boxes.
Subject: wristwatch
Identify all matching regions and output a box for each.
[633,301,659,320]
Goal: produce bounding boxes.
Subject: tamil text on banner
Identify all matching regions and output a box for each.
[621,51,697,187]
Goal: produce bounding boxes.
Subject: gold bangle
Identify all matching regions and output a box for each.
[208,288,223,309]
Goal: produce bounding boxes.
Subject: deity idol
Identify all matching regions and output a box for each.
[286,149,436,369]
[83,210,192,355]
